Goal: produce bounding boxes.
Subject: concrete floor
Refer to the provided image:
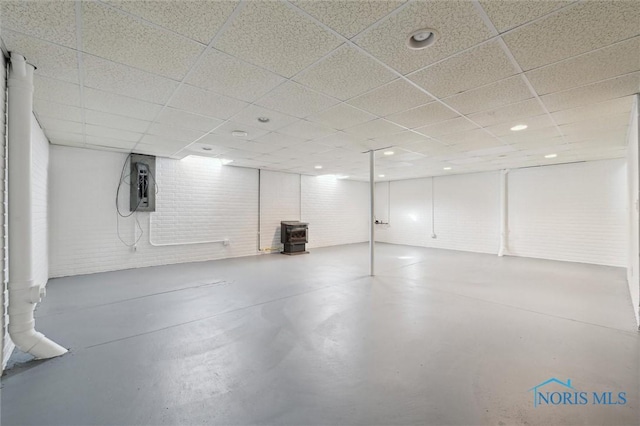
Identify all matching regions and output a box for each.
[1,243,638,425]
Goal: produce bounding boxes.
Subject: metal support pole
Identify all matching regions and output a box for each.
[369,150,375,276]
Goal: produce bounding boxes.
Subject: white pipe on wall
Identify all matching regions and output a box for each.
[369,150,375,276]
[7,53,66,359]
[498,169,509,257]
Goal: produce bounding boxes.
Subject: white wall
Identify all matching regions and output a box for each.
[259,170,300,252]
[375,172,501,254]
[32,115,49,288]
[1,53,10,370]
[301,175,369,248]
[627,94,639,327]
[508,159,627,267]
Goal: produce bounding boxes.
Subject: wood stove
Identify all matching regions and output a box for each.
[281,221,309,255]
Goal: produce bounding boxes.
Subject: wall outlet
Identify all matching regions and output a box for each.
[223,238,230,246]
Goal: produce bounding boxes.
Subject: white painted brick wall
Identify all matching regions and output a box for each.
[375,172,500,254]
[32,114,48,288]
[49,148,259,277]
[259,170,300,252]
[301,175,368,248]
[508,159,627,267]
[626,95,639,326]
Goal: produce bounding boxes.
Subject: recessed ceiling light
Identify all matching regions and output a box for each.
[383,151,394,156]
[257,117,270,123]
[315,165,323,169]
[378,174,385,178]
[202,147,212,151]
[407,28,438,50]
[443,167,452,170]
[510,124,528,131]
[231,130,247,138]
[544,153,557,159]
[221,159,233,165]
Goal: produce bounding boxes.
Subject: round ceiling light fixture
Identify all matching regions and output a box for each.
[315,165,323,169]
[383,151,395,156]
[443,167,452,170]
[510,124,528,132]
[407,28,438,50]
[231,130,248,138]
[544,153,557,159]
[257,117,270,123]
[378,174,385,178]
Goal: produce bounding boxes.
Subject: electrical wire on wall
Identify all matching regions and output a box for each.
[115,153,159,248]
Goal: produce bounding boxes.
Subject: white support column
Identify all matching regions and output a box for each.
[498,169,509,257]
[7,53,66,359]
[369,150,375,276]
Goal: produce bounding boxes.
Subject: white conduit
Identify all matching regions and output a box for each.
[369,150,375,276]
[498,169,509,257]
[7,53,67,359]
[148,215,227,247]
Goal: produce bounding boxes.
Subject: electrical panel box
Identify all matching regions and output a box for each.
[129,154,156,212]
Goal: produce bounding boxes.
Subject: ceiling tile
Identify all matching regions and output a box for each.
[82,1,204,80]
[0,0,77,48]
[46,131,85,146]
[255,82,339,118]
[84,110,151,133]
[443,75,533,115]
[484,114,556,137]
[287,141,334,155]
[291,0,405,39]
[169,84,248,120]
[503,1,640,70]
[197,133,251,150]
[279,120,336,140]
[34,99,83,123]
[306,103,376,130]
[138,134,189,150]
[467,98,546,127]
[85,124,142,142]
[155,108,224,133]
[499,126,562,145]
[437,128,499,147]
[232,105,299,131]
[558,113,630,138]
[186,48,286,102]
[187,143,229,156]
[372,131,429,147]
[213,1,342,77]
[343,119,405,139]
[1,30,78,83]
[82,54,179,104]
[354,0,493,74]
[550,97,635,125]
[105,0,238,44]
[146,123,206,143]
[315,132,369,150]
[479,0,573,33]
[294,44,396,100]
[253,132,307,148]
[33,75,81,106]
[37,117,83,134]
[210,121,271,141]
[386,101,458,129]
[540,72,640,112]
[408,40,518,98]
[84,87,162,121]
[414,116,479,138]
[85,135,137,150]
[526,37,640,95]
[448,136,504,152]
[347,79,433,117]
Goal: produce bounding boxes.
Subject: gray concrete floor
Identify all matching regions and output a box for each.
[1,243,638,426]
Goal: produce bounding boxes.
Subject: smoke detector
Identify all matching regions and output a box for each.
[407,28,438,50]
[232,130,248,138]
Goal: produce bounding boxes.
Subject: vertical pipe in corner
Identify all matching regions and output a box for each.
[369,150,375,276]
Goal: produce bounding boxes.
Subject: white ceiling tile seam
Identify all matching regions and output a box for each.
[74,1,87,148]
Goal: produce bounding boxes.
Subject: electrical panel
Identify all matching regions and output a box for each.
[129,154,156,212]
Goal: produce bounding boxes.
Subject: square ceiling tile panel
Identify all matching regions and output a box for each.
[484,114,556,137]
[467,98,546,127]
[33,75,81,106]
[85,135,137,150]
[84,87,162,121]
[437,128,500,147]
[255,82,339,118]
[408,40,518,98]
[85,124,143,143]
[186,48,286,102]
[347,79,433,117]
[499,126,561,145]
[315,132,369,150]
[479,0,573,33]
[386,101,458,129]
[540,72,640,112]
[146,123,206,143]
[213,1,342,77]
[232,105,299,131]
[559,112,630,137]
[525,37,640,95]
[414,116,480,138]
[1,30,78,83]
[291,0,405,39]
[155,108,224,133]
[0,0,77,48]
[210,121,271,141]
[169,84,248,120]
[34,99,83,123]
[82,54,179,105]
[84,110,151,133]
[443,75,533,115]
[278,120,336,141]
[372,131,429,147]
[550,97,635,125]
[253,132,307,148]
[105,0,238,44]
[197,133,251,150]
[343,118,405,139]
[37,117,83,135]
[354,0,493,74]
[82,2,204,80]
[294,44,396,100]
[503,1,640,71]
[306,103,376,130]
[46,130,85,146]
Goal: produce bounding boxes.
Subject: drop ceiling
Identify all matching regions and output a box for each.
[1,0,639,181]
